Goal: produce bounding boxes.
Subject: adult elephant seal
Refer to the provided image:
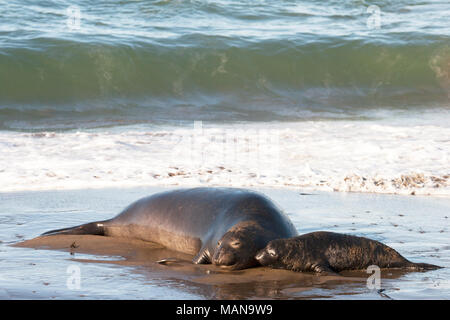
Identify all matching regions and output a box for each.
[41,187,298,270]
[255,231,441,273]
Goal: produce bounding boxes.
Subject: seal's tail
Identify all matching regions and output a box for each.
[41,220,110,237]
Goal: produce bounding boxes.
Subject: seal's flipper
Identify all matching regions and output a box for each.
[411,262,442,271]
[193,248,211,264]
[312,263,336,275]
[41,220,109,237]
[156,258,180,265]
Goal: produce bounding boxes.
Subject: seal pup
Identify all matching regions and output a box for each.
[41,187,298,270]
[255,231,441,273]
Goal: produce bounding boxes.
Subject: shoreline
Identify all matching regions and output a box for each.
[1,183,450,198]
[1,119,449,196]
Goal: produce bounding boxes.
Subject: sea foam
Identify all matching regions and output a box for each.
[1,119,448,196]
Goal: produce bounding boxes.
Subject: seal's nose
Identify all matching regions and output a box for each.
[212,248,236,266]
[212,247,221,264]
[212,248,224,265]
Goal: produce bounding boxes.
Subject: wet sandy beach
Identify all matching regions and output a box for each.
[1,186,449,299]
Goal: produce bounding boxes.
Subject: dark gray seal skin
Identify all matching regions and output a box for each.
[41,187,298,270]
[255,231,441,274]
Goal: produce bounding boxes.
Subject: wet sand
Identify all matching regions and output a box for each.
[14,234,370,298]
[1,186,449,299]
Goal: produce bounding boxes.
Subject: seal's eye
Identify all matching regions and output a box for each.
[268,248,277,257]
[217,241,222,246]
[231,241,241,248]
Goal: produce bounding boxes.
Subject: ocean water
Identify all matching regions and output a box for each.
[0,0,449,194]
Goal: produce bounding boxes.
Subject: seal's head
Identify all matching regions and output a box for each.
[212,222,272,270]
[255,239,284,267]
